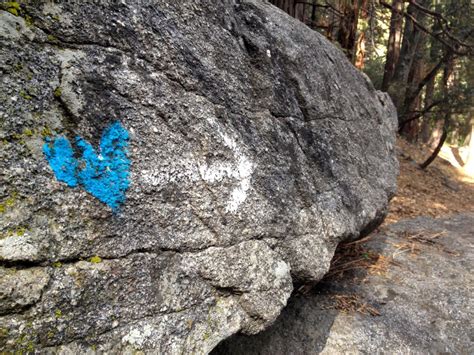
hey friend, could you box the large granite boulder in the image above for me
[215,214,474,354]
[0,0,398,353]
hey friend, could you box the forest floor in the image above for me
[384,137,474,225]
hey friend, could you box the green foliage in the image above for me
[360,0,472,142]
[362,54,386,89]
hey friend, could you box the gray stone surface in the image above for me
[214,214,474,354]
[0,1,397,353]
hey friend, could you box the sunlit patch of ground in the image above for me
[384,137,474,225]
[438,144,474,182]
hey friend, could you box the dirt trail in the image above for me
[385,138,474,224]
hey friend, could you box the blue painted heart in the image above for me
[43,121,131,210]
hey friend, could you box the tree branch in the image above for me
[379,0,472,55]
[402,51,453,114]
[400,99,445,124]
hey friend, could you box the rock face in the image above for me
[214,214,474,354]
[0,1,397,353]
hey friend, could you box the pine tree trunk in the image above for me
[399,21,427,141]
[389,0,430,121]
[354,0,369,69]
[381,0,404,92]
[294,0,305,23]
[310,0,318,29]
[336,0,360,62]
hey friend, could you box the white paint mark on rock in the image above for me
[139,116,255,213]
[206,117,255,213]
[225,156,253,213]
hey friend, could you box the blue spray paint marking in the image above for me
[43,122,130,210]
[43,137,79,187]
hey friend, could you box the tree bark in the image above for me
[310,0,318,29]
[336,0,360,62]
[354,0,369,69]
[381,0,404,92]
[389,0,430,120]
[294,0,305,22]
[270,0,297,17]
[399,15,428,141]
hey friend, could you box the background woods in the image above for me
[268,0,473,169]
